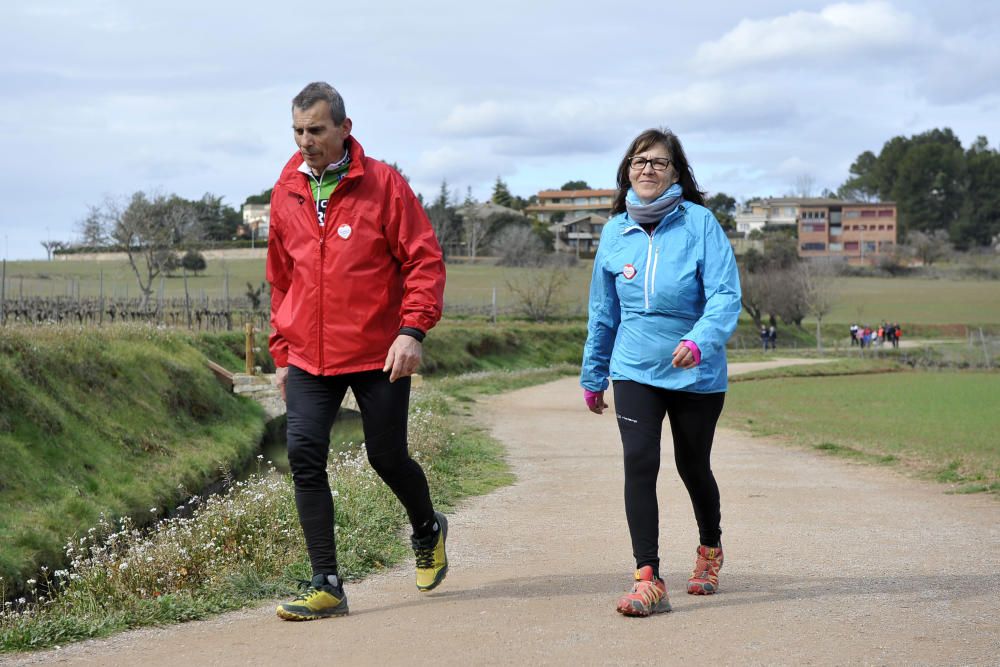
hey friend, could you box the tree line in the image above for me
[837,128,999,249]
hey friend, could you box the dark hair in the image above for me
[611,128,705,214]
[292,82,347,125]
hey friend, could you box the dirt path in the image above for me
[7,359,999,666]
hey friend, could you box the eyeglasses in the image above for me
[628,156,671,171]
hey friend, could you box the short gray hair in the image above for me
[292,82,347,125]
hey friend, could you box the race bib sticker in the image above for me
[337,224,352,240]
[622,263,637,280]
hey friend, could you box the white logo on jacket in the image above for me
[337,224,352,240]
[622,263,637,280]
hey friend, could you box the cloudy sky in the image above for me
[1,0,998,259]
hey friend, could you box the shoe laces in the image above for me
[293,578,339,601]
[412,540,435,569]
[292,579,321,601]
[631,579,663,607]
[692,554,720,580]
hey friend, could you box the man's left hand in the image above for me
[383,334,422,382]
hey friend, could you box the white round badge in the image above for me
[337,224,352,240]
[622,263,637,280]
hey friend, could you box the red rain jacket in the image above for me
[266,138,445,375]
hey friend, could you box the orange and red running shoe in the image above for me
[687,545,724,595]
[616,565,671,617]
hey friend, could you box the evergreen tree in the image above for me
[426,180,463,259]
[956,136,1000,248]
[491,176,513,208]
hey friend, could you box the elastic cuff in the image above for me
[398,326,426,342]
[681,339,701,365]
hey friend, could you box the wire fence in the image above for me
[0,295,269,332]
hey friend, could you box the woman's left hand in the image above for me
[671,342,697,369]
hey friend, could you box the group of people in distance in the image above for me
[759,325,778,351]
[266,81,740,622]
[850,322,902,349]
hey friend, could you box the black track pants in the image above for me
[285,366,435,576]
[612,380,725,573]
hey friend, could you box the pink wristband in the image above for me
[681,340,701,365]
[584,389,601,410]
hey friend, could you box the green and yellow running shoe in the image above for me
[276,574,349,621]
[412,511,449,592]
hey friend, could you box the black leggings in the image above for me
[285,366,435,576]
[612,380,725,573]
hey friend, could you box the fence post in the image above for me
[980,328,992,369]
[491,285,497,325]
[183,267,192,329]
[245,323,255,374]
[99,269,104,326]
[224,269,231,331]
[1,258,6,326]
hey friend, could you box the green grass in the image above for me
[0,375,539,653]
[1,258,267,302]
[1,258,598,316]
[0,318,593,652]
[730,356,903,382]
[7,259,1000,326]
[430,364,579,403]
[0,326,266,596]
[721,370,1000,492]
[421,321,586,375]
[824,276,1000,325]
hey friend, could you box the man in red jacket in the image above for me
[267,82,448,621]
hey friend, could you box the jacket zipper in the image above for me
[311,168,328,371]
[318,233,325,370]
[651,246,660,298]
[643,234,653,310]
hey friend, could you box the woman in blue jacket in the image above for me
[581,128,741,617]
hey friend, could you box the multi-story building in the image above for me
[736,197,897,264]
[242,203,270,241]
[549,214,608,255]
[526,189,614,223]
[735,197,827,235]
[799,201,897,264]
[526,188,615,255]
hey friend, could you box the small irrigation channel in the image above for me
[233,409,365,482]
[4,409,365,604]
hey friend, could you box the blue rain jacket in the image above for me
[581,187,742,393]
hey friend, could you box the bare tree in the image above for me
[738,263,767,329]
[797,263,839,352]
[456,198,526,260]
[107,192,194,310]
[40,240,65,261]
[505,258,571,322]
[795,174,816,198]
[493,226,546,267]
[906,229,952,266]
[767,268,809,328]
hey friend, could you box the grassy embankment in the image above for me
[0,321,585,652]
[0,326,265,596]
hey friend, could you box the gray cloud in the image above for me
[2,0,999,260]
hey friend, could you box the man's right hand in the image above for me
[275,366,289,402]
